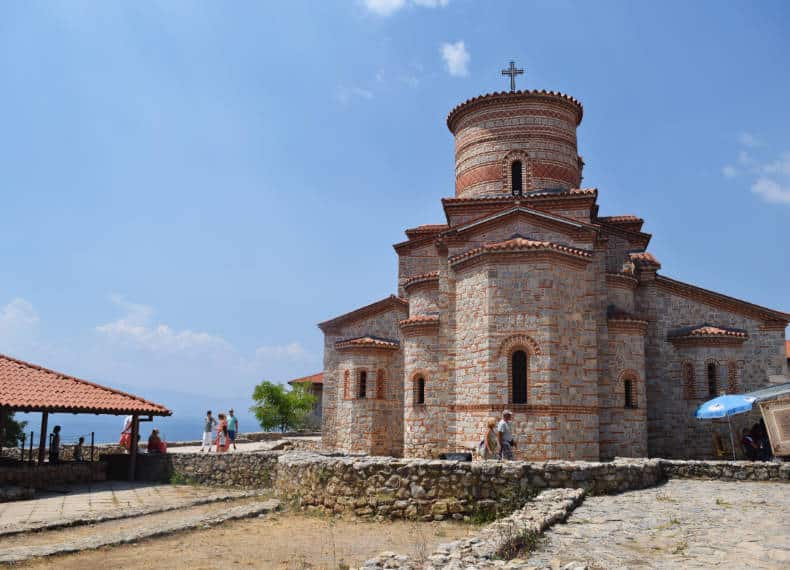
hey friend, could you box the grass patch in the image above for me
[169,472,199,486]
[715,497,731,508]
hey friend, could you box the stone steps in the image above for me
[0,496,280,564]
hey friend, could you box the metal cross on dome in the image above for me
[501,60,524,92]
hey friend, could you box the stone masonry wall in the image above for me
[639,281,787,459]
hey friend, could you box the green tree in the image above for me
[251,381,317,432]
[2,411,28,448]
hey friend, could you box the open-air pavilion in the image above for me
[0,353,170,480]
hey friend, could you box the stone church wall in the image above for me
[321,307,406,456]
[639,282,787,459]
[398,243,440,296]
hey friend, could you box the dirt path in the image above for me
[18,512,479,569]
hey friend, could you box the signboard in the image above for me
[759,396,790,457]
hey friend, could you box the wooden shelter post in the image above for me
[0,406,7,456]
[38,411,49,464]
[128,414,139,481]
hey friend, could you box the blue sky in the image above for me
[1,1,788,413]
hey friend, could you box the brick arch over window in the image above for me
[411,371,428,406]
[501,150,533,194]
[619,369,639,409]
[498,335,541,405]
[681,361,695,400]
[497,334,542,358]
[376,369,386,400]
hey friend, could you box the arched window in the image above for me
[682,362,695,400]
[511,350,527,404]
[415,376,425,405]
[511,161,523,196]
[624,378,636,408]
[707,362,718,397]
[358,370,367,399]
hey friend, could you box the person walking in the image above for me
[49,425,62,464]
[200,411,217,452]
[479,417,499,460]
[73,436,85,462]
[497,410,516,460]
[227,409,239,451]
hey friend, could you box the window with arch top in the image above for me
[415,376,425,405]
[624,378,636,408]
[707,362,718,397]
[358,370,367,399]
[511,350,528,404]
[511,161,523,196]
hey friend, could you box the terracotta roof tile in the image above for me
[598,215,643,223]
[0,353,170,415]
[629,251,661,268]
[449,237,593,265]
[403,271,440,289]
[669,324,749,341]
[399,315,440,326]
[288,372,323,386]
[335,336,400,350]
[447,90,584,132]
[442,188,597,205]
[318,295,408,331]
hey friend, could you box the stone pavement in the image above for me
[526,479,790,569]
[0,481,253,536]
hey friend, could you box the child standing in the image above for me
[216,413,229,453]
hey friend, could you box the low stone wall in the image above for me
[660,459,790,481]
[275,453,662,520]
[0,462,107,489]
[166,452,280,487]
[363,488,585,569]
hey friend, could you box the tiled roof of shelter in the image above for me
[335,336,401,350]
[449,237,593,265]
[0,353,171,415]
[668,325,749,341]
[288,372,323,386]
[318,295,408,331]
[447,90,584,132]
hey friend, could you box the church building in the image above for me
[317,73,789,461]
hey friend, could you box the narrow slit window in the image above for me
[511,161,523,195]
[707,363,718,397]
[358,371,367,399]
[416,377,425,405]
[511,350,527,404]
[624,378,635,408]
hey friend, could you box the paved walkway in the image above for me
[0,481,251,535]
[526,479,790,569]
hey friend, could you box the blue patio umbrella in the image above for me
[695,394,757,460]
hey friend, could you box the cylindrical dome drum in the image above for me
[447,90,584,199]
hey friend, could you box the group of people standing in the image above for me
[201,409,239,452]
[479,410,517,460]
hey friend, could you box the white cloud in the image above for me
[441,41,470,77]
[336,86,374,105]
[723,137,790,206]
[738,132,762,148]
[751,177,790,205]
[0,298,39,331]
[361,0,448,16]
[254,342,308,361]
[96,295,231,354]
